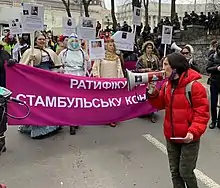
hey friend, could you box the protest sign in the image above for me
[89,39,105,60]
[77,17,96,40]
[6,64,163,126]
[62,17,76,36]
[112,31,135,51]
[133,6,142,26]
[9,18,22,35]
[22,3,44,33]
[161,25,173,45]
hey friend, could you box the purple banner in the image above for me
[5,64,162,126]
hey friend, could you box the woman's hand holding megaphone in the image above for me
[147,82,157,94]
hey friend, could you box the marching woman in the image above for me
[136,41,160,123]
[147,53,209,188]
[59,33,91,135]
[18,31,63,139]
[92,38,124,127]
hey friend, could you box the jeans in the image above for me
[166,139,200,188]
[210,81,219,123]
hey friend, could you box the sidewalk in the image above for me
[199,75,209,89]
[199,75,210,97]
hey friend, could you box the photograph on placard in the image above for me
[133,6,141,26]
[89,39,105,60]
[136,9,140,16]
[23,9,29,15]
[9,18,23,35]
[80,17,95,29]
[164,27,171,34]
[62,17,76,36]
[31,6,38,16]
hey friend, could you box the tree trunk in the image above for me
[61,0,71,17]
[158,0,161,22]
[132,0,142,10]
[111,0,117,30]
[171,0,176,21]
[82,0,92,17]
[143,0,149,26]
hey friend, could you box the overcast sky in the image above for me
[104,0,210,9]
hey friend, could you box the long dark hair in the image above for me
[166,52,189,75]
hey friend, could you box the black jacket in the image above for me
[0,49,10,88]
[206,53,220,84]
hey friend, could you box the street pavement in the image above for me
[1,75,219,188]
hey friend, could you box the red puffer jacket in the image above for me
[148,69,210,141]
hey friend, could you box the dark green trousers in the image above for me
[166,139,200,188]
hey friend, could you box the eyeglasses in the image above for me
[181,51,189,55]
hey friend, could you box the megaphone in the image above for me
[171,42,182,52]
[126,69,166,91]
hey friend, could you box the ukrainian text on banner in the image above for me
[6,64,162,126]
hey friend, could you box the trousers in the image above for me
[166,139,200,188]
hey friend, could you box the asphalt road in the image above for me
[0,109,220,188]
[1,75,219,188]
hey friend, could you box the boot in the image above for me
[70,126,79,135]
[0,135,6,154]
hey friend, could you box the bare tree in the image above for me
[171,0,176,21]
[111,0,117,30]
[143,0,149,26]
[61,0,71,17]
[132,0,142,10]
[82,0,92,17]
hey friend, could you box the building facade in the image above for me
[0,0,110,34]
[116,2,217,30]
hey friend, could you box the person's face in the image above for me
[23,35,28,41]
[217,47,220,55]
[36,35,46,48]
[163,58,173,77]
[145,44,153,54]
[63,38,68,47]
[68,37,80,50]
[107,42,114,52]
[213,42,217,49]
[181,48,190,59]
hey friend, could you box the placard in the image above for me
[112,31,135,51]
[133,6,142,26]
[9,18,22,34]
[22,3,44,33]
[62,17,76,36]
[161,25,173,45]
[77,17,96,40]
[89,39,105,60]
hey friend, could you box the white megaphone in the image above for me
[171,42,182,52]
[126,69,166,91]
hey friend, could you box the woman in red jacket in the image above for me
[147,53,209,188]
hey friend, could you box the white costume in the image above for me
[59,33,91,76]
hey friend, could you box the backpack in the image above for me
[164,80,196,107]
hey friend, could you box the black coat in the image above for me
[0,50,10,88]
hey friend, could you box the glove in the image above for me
[7,59,18,67]
[147,82,156,94]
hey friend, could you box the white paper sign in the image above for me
[62,17,76,36]
[22,3,44,33]
[9,18,22,34]
[77,17,96,40]
[161,25,173,44]
[133,6,142,26]
[112,31,135,51]
[89,39,105,60]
